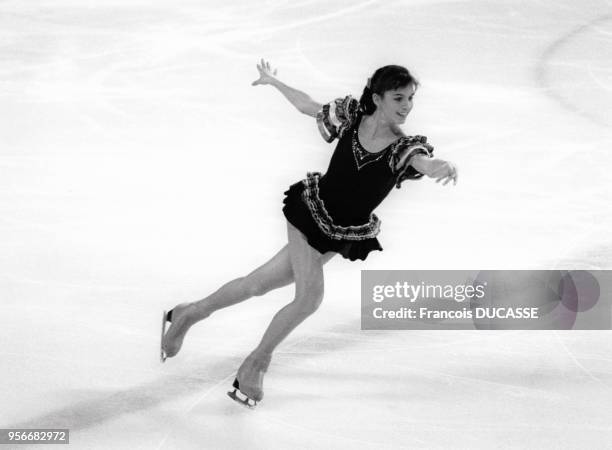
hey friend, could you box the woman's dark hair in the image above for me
[358,65,419,115]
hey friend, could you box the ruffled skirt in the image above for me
[282,172,383,261]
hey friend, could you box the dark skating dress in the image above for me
[282,95,434,261]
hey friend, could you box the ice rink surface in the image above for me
[1,0,612,448]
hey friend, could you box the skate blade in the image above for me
[227,389,258,409]
[160,310,169,363]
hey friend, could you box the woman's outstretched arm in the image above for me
[410,155,459,186]
[252,58,322,117]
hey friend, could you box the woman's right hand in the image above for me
[252,58,278,86]
[430,160,458,186]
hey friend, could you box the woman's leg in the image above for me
[193,245,294,319]
[162,239,335,358]
[235,221,333,401]
[161,245,292,358]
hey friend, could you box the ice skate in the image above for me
[160,303,193,363]
[160,310,172,363]
[227,353,272,409]
[227,378,258,408]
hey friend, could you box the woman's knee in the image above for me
[242,269,293,298]
[240,247,294,297]
[239,273,274,297]
[294,280,325,316]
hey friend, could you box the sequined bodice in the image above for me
[317,117,397,226]
[351,126,397,170]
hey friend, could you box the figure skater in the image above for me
[160,58,458,408]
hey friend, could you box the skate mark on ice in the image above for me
[552,331,611,391]
[155,371,237,450]
[535,14,612,127]
[266,413,427,448]
[2,358,236,433]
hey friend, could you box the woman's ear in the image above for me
[372,92,381,108]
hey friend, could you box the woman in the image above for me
[160,59,458,408]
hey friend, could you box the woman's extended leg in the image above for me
[234,221,332,401]
[162,239,335,358]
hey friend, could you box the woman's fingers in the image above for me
[447,163,458,185]
[253,60,266,86]
[434,162,458,186]
[253,59,278,86]
[435,173,455,186]
[259,58,270,71]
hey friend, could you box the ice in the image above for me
[1,0,612,448]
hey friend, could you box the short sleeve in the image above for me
[315,95,360,143]
[388,136,434,189]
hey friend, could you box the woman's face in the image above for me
[373,83,416,124]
